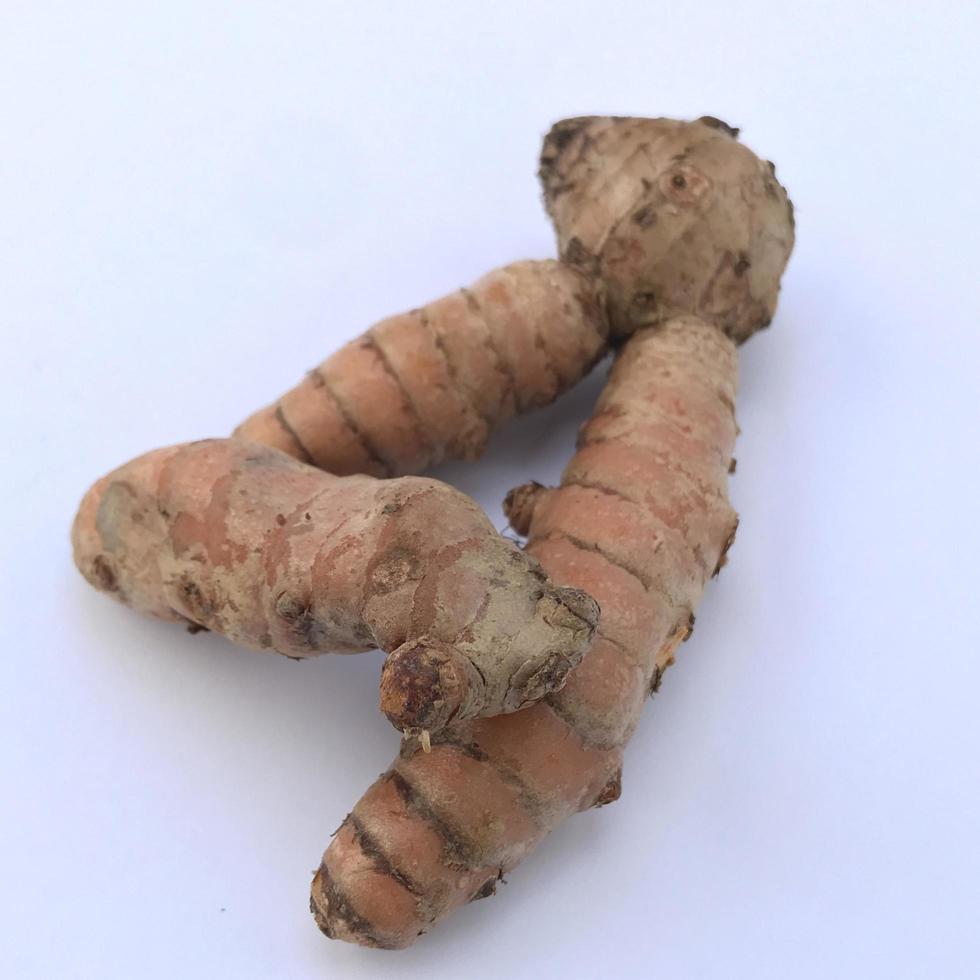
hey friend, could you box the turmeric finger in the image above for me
[71,439,598,733]
[235,260,608,475]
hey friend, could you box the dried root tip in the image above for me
[469,876,500,902]
[310,865,385,948]
[504,481,548,536]
[591,767,623,808]
[379,641,477,734]
[550,586,600,637]
[713,515,740,577]
[695,115,740,138]
[655,612,695,677]
[538,116,604,208]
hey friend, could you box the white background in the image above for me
[2,2,978,977]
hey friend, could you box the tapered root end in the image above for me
[380,641,473,734]
[310,865,407,949]
[72,485,119,596]
[311,869,367,946]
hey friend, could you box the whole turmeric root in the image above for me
[71,114,793,947]
[72,439,598,734]
[308,116,794,947]
[236,260,608,476]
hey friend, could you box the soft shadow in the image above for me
[429,356,612,526]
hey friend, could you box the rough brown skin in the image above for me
[72,439,598,734]
[309,116,794,947]
[312,317,739,947]
[235,260,608,476]
[539,115,794,343]
[239,117,791,482]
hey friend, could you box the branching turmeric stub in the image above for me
[72,439,598,734]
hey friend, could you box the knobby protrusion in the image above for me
[591,767,623,808]
[72,439,601,737]
[504,481,548,536]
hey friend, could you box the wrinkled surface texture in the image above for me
[71,439,597,730]
[540,115,794,343]
[70,113,795,948]
[311,114,793,948]
[236,260,608,475]
[312,318,740,947]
